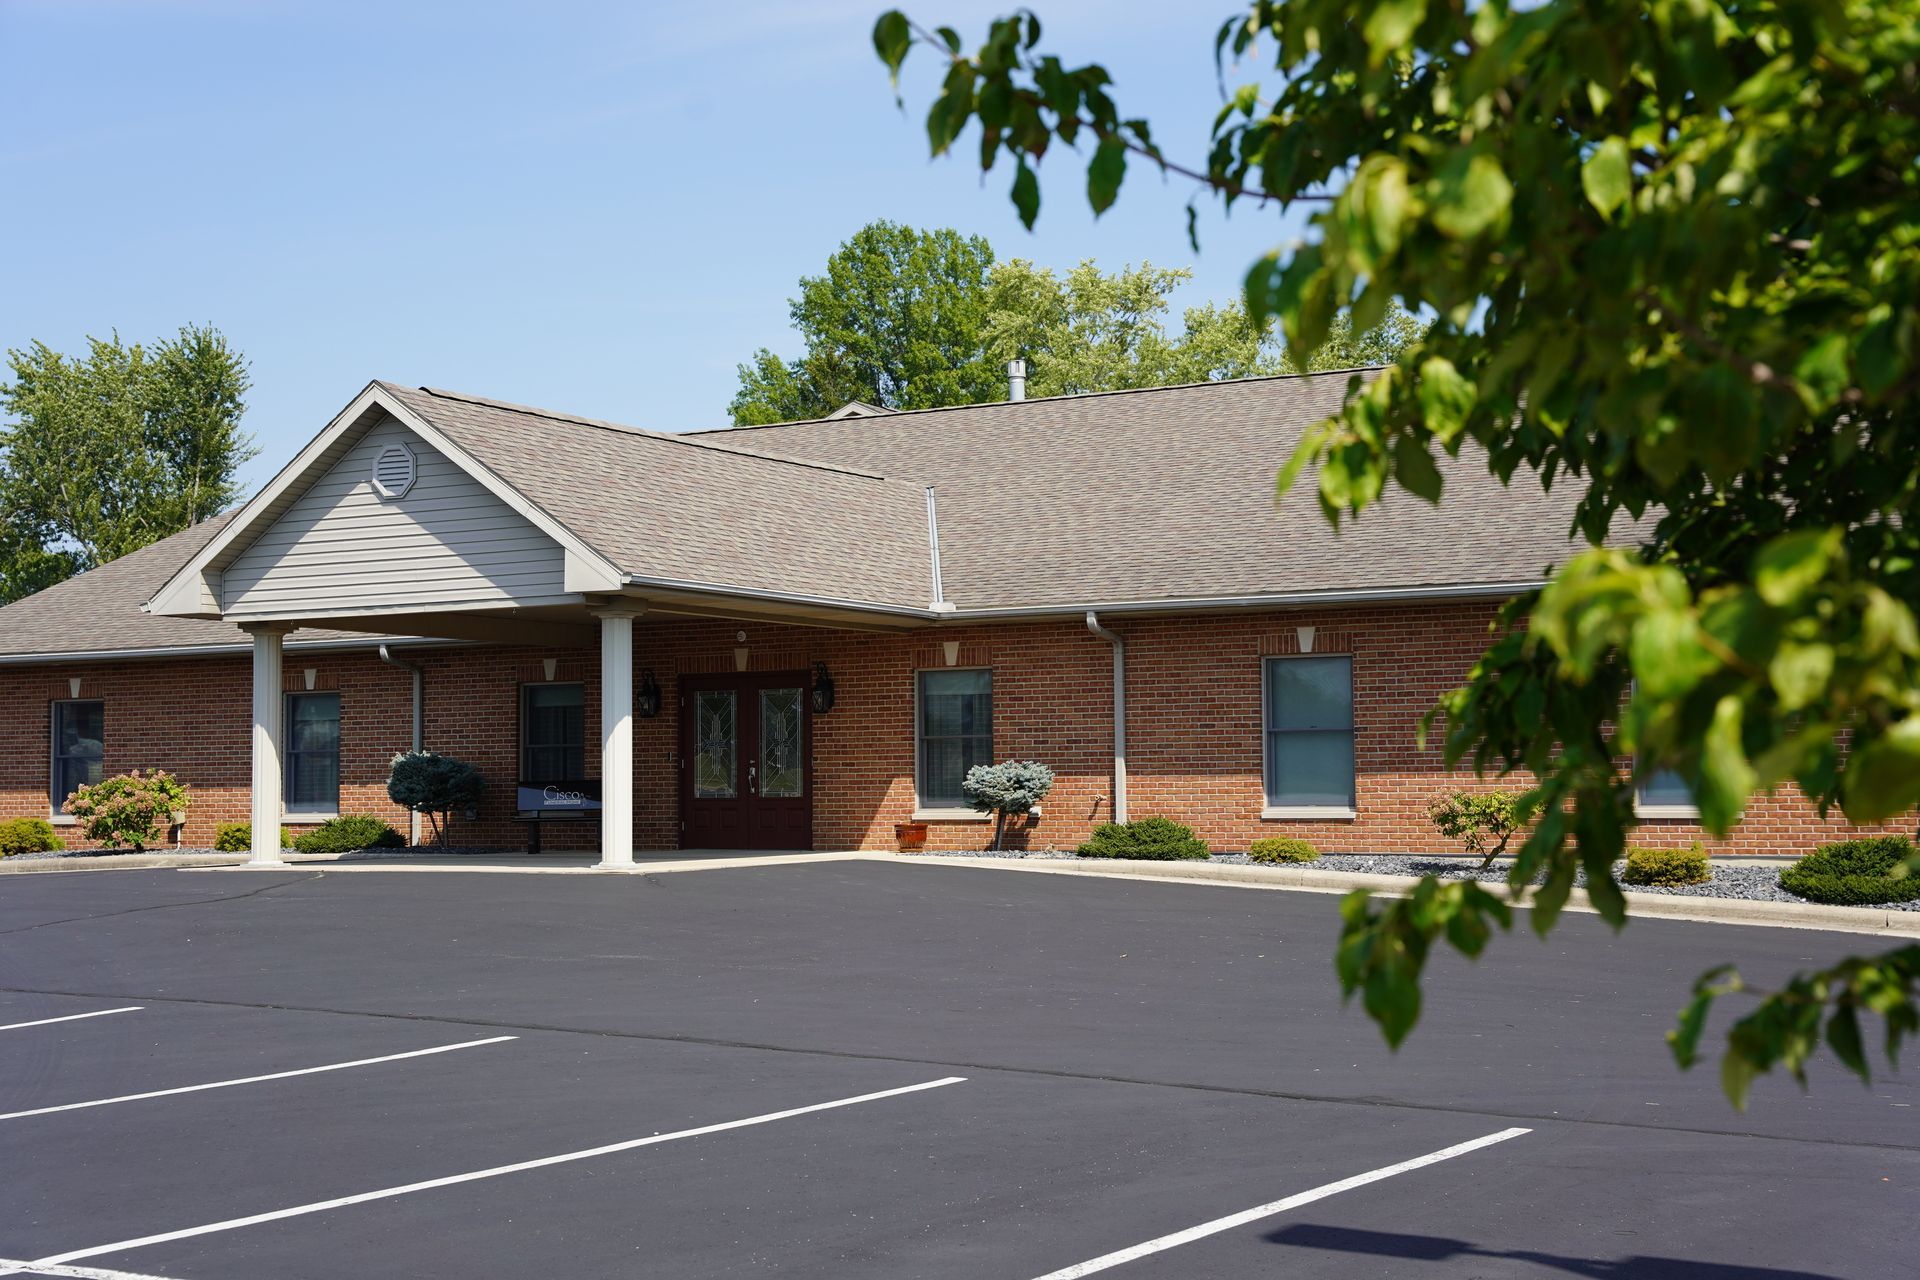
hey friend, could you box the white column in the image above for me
[246,625,289,868]
[596,606,640,869]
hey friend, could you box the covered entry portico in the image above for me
[235,601,654,869]
[142,381,946,870]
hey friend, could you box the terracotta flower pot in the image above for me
[894,821,929,852]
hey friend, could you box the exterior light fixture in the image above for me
[810,662,836,715]
[636,668,662,719]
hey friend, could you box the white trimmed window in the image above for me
[1262,655,1356,816]
[521,683,585,780]
[1635,766,1699,817]
[916,669,992,812]
[285,692,341,815]
[1628,678,1700,817]
[50,700,104,814]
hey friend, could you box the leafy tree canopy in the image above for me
[985,258,1424,397]
[730,219,1422,422]
[0,325,254,602]
[875,0,1920,1105]
[730,221,1001,424]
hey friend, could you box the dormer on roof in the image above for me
[824,401,894,420]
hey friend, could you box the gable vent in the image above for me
[372,442,416,499]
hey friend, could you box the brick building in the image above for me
[0,373,1885,860]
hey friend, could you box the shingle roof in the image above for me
[0,370,1610,659]
[380,384,939,609]
[686,371,1589,609]
[0,513,389,661]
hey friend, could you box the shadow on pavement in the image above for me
[1263,1224,1845,1279]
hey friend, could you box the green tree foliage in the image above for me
[0,325,254,602]
[387,751,485,846]
[731,221,1422,422]
[65,768,192,853]
[1425,790,1526,860]
[984,258,1422,396]
[730,221,1001,423]
[961,758,1055,850]
[876,1,1920,1104]
[1076,815,1211,861]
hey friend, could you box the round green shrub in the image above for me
[388,751,485,844]
[1427,790,1525,857]
[1780,836,1920,906]
[1622,843,1711,887]
[1248,837,1319,864]
[0,817,63,856]
[213,822,291,852]
[1076,816,1209,861]
[64,769,191,851]
[962,760,1056,850]
[291,815,406,856]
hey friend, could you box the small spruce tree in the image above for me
[386,752,484,846]
[962,760,1055,851]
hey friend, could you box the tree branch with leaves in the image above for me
[874,0,1920,1106]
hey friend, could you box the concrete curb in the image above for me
[193,850,874,876]
[891,854,1920,938]
[0,852,250,874]
[18,845,1916,937]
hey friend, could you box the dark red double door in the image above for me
[678,672,813,849]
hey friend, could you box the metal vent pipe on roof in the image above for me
[1007,358,1027,402]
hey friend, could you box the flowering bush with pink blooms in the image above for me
[65,769,192,852]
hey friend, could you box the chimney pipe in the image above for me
[1007,358,1027,402]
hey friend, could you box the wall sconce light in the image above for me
[810,662,836,715]
[636,668,662,718]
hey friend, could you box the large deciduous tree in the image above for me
[984,258,1424,396]
[874,1,1920,1103]
[0,325,254,602]
[731,220,1423,422]
[730,221,1001,423]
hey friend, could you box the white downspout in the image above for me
[1084,611,1128,823]
[925,486,946,606]
[378,644,424,847]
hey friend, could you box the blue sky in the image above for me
[2,1,1310,491]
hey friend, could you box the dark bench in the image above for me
[515,780,602,855]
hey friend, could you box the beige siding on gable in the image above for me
[222,417,570,617]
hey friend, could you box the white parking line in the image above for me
[16,1075,965,1271]
[0,1008,142,1033]
[0,1260,186,1280]
[0,1036,516,1122]
[1028,1126,1533,1279]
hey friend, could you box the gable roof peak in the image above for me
[824,400,895,420]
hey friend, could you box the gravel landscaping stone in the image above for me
[1,843,513,864]
[903,849,1920,911]
[1,846,229,863]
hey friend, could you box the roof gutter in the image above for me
[1084,611,1128,824]
[617,573,939,619]
[601,576,1547,626]
[941,579,1548,622]
[0,581,1549,666]
[0,635,454,667]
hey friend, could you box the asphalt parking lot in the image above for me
[0,860,1912,1279]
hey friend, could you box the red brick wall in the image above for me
[1,604,1907,855]
[0,652,418,847]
